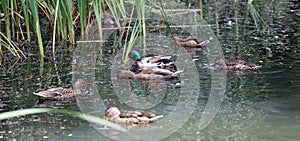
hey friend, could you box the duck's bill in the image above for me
[209,62,216,66]
[104,116,110,121]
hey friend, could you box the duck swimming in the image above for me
[105,107,163,124]
[33,80,89,100]
[33,87,75,100]
[210,58,261,71]
[130,50,177,73]
[173,36,209,48]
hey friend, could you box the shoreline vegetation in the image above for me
[0,0,155,61]
[0,0,262,62]
[0,0,259,62]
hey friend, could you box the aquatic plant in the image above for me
[0,0,145,59]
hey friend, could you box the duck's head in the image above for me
[74,79,90,94]
[129,50,142,61]
[173,36,180,41]
[209,58,227,69]
[105,107,121,119]
[117,70,135,79]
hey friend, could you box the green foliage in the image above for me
[0,32,21,58]
[0,0,152,59]
[248,0,254,5]
[27,0,44,57]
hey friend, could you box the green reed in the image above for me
[22,0,31,42]
[78,0,89,35]
[0,32,20,58]
[27,0,44,57]
[0,0,151,59]
[2,0,11,40]
[93,0,103,40]
[105,0,125,29]
[247,0,254,5]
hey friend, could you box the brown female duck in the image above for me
[118,68,182,80]
[105,107,163,124]
[173,36,209,48]
[33,80,89,100]
[211,58,261,71]
[33,87,76,100]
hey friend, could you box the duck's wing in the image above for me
[174,36,196,42]
[120,110,157,118]
[226,60,246,66]
[119,110,143,118]
[146,56,173,63]
[34,87,75,99]
[141,56,172,64]
[136,115,163,124]
[195,40,209,46]
[245,61,261,70]
[33,88,65,98]
[147,68,175,75]
[140,111,156,118]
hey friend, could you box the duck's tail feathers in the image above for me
[150,115,164,121]
[251,65,262,70]
[198,40,209,46]
[174,69,185,75]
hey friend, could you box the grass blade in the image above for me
[27,0,44,57]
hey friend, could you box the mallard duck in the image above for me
[118,68,182,80]
[33,80,89,100]
[210,58,261,71]
[33,87,76,100]
[173,36,209,48]
[130,50,177,73]
[105,107,163,124]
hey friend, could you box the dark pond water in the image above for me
[1,0,300,140]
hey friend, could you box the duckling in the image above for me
[173,36,209,48]
[211,58,261,71]
[118,68,183,80]
[105,107,163,124]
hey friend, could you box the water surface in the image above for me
[0,0,300,140]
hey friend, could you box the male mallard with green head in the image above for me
[173,36,209,48]
[105,107,163,124]
[130,50,177,73]
[211,58,261,71]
